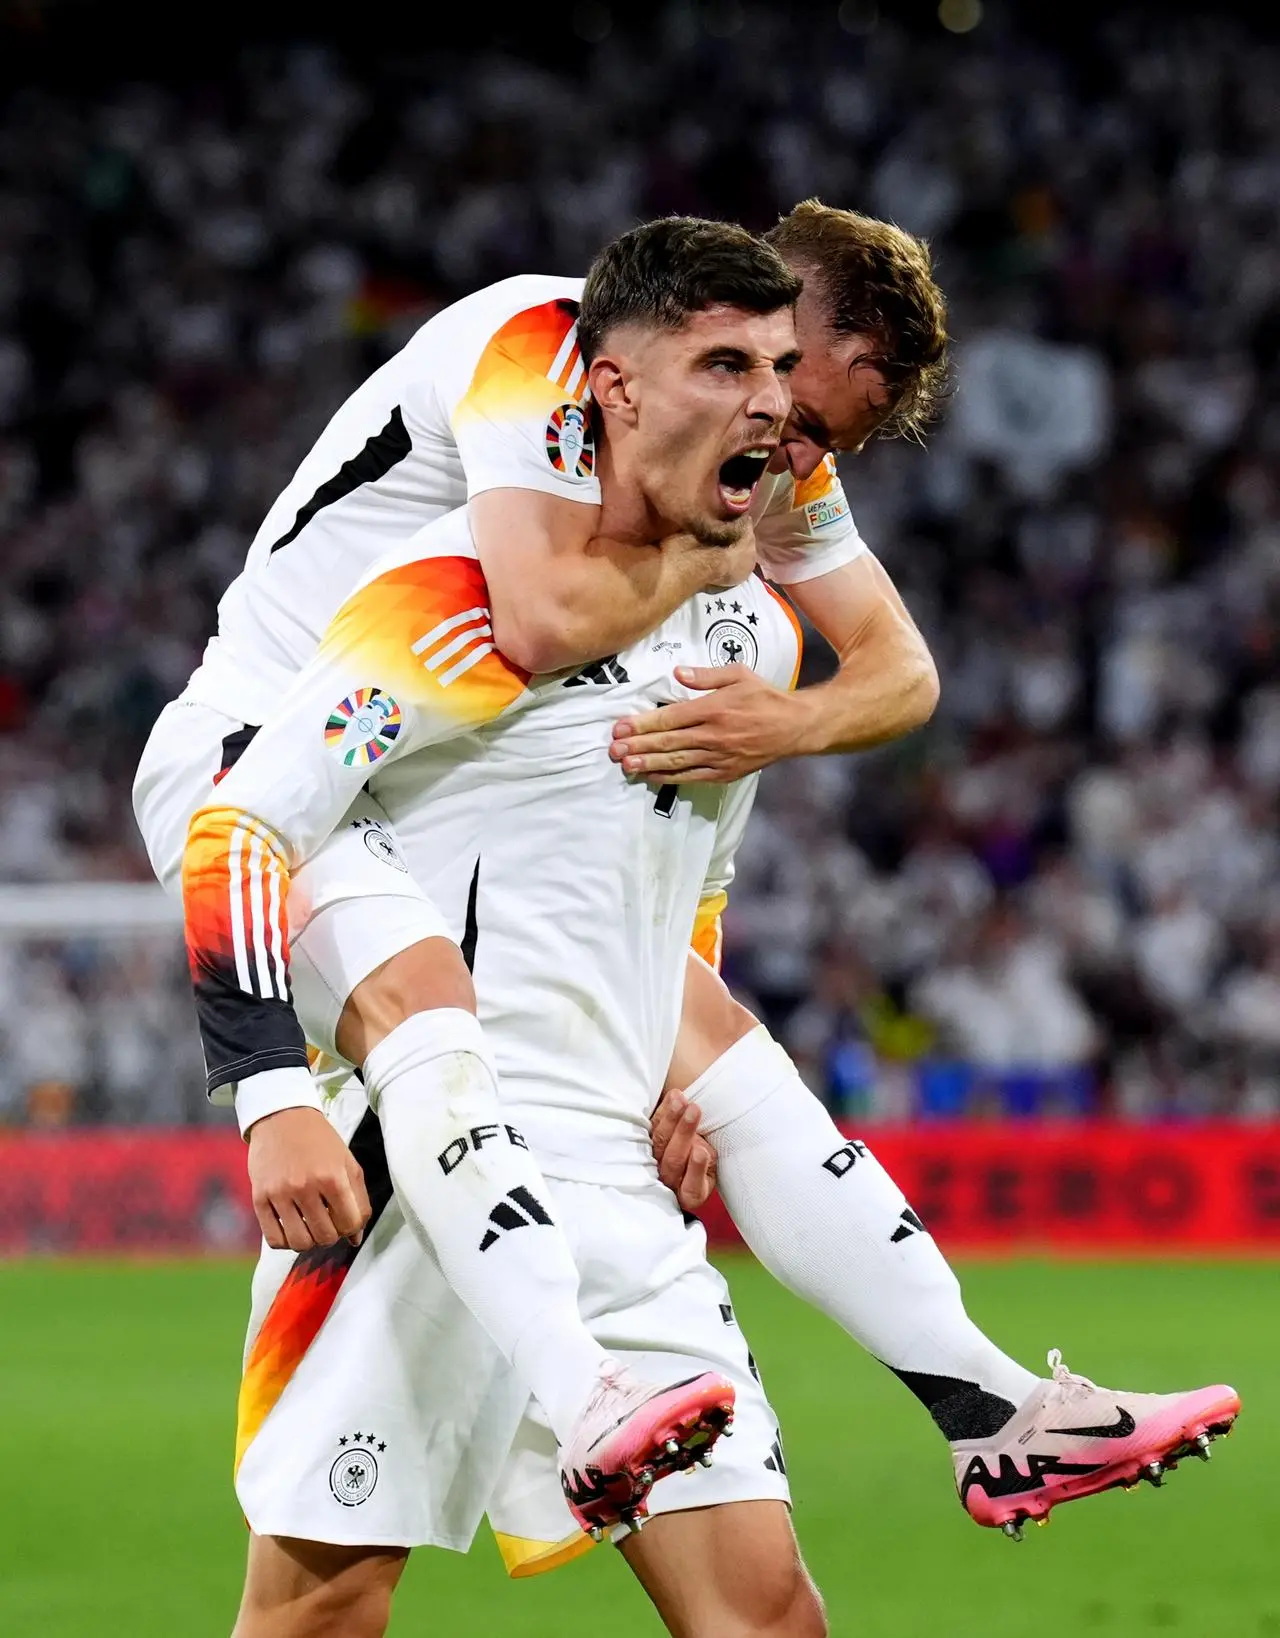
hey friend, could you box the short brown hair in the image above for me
[766,199,949,442]
[579,217,803,365]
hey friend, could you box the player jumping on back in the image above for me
[140,211,1239,1631]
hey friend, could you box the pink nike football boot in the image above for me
[559,1361,736,1540]
[953,1349,1241,1540]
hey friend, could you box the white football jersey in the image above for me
[181,274,863,727]
[371,567,802,1183]
[182,507,796,1113]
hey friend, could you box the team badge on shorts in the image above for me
[329,1432,384,1507]
[324,688,402,767]
[352,816,409,872]
[545,402,595,479]
[706,618,759,671]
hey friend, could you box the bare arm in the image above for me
[472,489,754,675]
[785,549,940,754]
[610,552,939,782]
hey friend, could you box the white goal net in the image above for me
[0,884,213,1125]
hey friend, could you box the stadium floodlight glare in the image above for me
[938,0,982,32]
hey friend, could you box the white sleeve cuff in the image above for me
[233,1065,325,1139]
[756,528,868,585]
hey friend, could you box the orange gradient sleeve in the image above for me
[691,889,729,971]
[183,549,529,1097]
[456,299,583,420]
[183,804,304,1094]
[791,453,840,508]
[451,299,598,499]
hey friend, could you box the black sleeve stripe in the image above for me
[460,858,480,973]
[217,724,259,779]
[268,406,413,555]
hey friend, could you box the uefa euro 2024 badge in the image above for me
[329,1431,385,1506]
[545,401,595,479]
[324,688,402,767]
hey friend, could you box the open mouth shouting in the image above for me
[716,446,774,515]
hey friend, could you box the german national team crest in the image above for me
[545,402,595,479]
[706,618,759,671]
[352,815,409,871]
[329,1431,383,1507]
[324,688,402,767]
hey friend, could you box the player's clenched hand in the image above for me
[246,1106,371,1252]
[611,664,816,784]
[651,1089,718,1212]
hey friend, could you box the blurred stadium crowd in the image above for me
[1,4,1278,1124]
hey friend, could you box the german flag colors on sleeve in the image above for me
[183,533,530,1096]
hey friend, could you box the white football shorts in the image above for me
[235,1135,790,1567]
[133,697,448,1059]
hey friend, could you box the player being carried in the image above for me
[138,205,941,1547]
[137,213,1238,1637]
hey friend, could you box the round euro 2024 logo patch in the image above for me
[324,688,402,768]
[545,402,595,479]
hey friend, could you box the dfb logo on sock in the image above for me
[822,1139,868,1178]
[437,1124,529,1176]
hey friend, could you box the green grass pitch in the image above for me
[1,1255,1273,1637]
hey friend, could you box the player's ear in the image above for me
[586,352,638,427]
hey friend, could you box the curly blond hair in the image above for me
[766,199,950,442]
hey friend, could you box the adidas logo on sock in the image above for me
[478,1186,553,1251]
[890,1207,928,1244]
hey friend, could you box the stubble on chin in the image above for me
[686,514,749,550]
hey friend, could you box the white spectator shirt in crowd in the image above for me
[1219,964,1280,1053]
[1132,896,1224,1013]
[911,936,1097,1071]
[180,275,864,727]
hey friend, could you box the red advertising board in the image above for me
[2,1123,1279,1255]
[0,1129,258,1255]
[698,1123,1280,1254]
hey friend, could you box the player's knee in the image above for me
[236,1552,397,1638]
[336,936,476,1064]
[791,1581,829,1638]
[304,1575,394,1638]
[745,1562,827,1638]
[696,1558,825,1638]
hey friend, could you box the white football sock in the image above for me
[365,1009,608,1443]
[686,1027,1039,1433]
